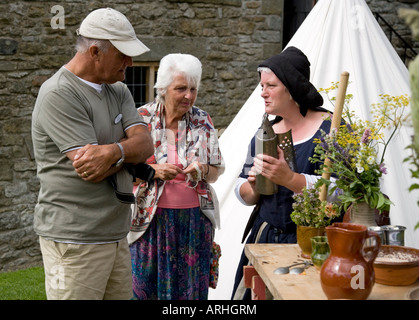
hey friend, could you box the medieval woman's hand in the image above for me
[247,166,257,190]
[254,147,293,185]
[254,146,305,193]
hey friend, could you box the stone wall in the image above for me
[367,0,419,63]
[0,0,283,272]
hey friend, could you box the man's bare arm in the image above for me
[67,124,153,182]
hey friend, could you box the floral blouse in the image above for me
[128,100,224,244]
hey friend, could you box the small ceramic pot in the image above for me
[297,225,325,258]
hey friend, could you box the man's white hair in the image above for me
[75,36,111,53]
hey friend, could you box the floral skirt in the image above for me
[130,207,212,300]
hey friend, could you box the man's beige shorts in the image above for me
[39,236,132,300]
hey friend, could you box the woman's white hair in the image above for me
[155,53,202,103]
[257,66,273,74]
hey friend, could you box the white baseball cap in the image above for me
[77,8,150,57]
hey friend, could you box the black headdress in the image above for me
[258,46,325,116]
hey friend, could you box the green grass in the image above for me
[0,267,46,300]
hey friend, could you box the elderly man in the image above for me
[31,8,153,300]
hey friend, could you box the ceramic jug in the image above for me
[320,222,381,300]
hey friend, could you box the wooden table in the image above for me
[245,243,419,300]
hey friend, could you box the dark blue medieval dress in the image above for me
[231,118,332,300]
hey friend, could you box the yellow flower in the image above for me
[313,82,407,213]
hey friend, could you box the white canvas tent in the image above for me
[209,0,419,300]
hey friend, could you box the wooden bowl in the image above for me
[373,245,419,286]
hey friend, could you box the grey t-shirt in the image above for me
[32,67,144,242]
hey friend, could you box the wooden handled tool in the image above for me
[319,71,350,201]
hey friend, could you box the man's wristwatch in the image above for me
[114,142,125,167]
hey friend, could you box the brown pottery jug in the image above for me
[320,223,381,300]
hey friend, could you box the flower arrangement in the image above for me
[291,186,340,228]
[311,82,409,213]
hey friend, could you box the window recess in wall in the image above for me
[124,62,159,108]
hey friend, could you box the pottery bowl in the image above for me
[373,245,419,286]
[406,286,419,300]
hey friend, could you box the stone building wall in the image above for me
[0,0,283,272]
[367,0,419,63]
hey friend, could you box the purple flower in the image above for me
[379,162,387,174]
[361,128,371,144]
[333,141,345,154]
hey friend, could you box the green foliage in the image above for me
[291,186,340,228]
[404,142,419,230]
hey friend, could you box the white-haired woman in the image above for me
[128,53,224,300]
